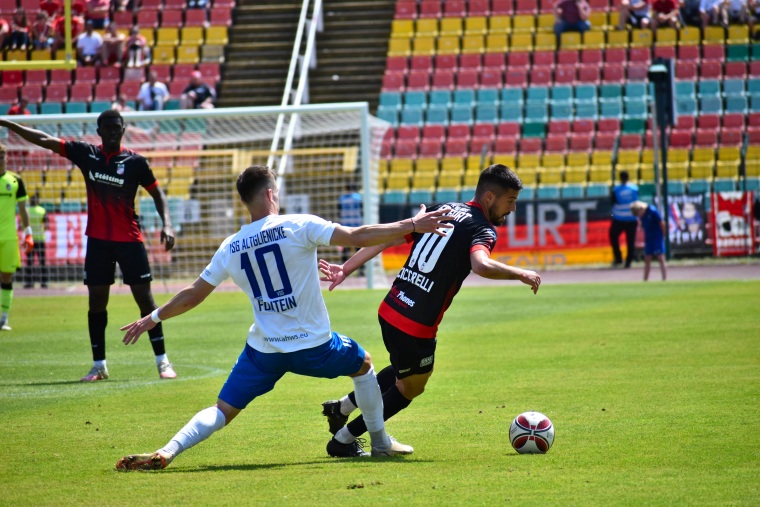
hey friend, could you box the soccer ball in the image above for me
[509,411,555,454]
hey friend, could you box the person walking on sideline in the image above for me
[609,170,639,268]
[0,111,177,381]
[0,143,34,330]
[631,200,667,281]
[23,194,48,288]
[318,164,541,455]
[115,165,454,470]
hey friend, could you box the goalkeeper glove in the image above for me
[24,226,34,254]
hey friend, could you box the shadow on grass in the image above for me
[159,458,433,473]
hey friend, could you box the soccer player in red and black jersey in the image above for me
[0,111,177,382]
[318,164,542,456]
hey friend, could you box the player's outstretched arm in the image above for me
[121,277,215,344]
[470,250,541,294]
[0,118,63,154]
[146,185,175,251]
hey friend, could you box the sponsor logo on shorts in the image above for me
[420,355,433,367]
[140,273,151,278]
[398,368,411,374]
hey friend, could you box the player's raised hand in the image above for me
[412,204,454,236]
[319,259,347,291]
[120,314,157,345]
[519,269,541,294]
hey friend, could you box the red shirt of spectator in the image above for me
[84,0,109,22]
[652,0,678,13]
[53,13,84,39]
[39,0,61,17]
[8,102,32,115]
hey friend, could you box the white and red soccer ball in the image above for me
[509,411,555,454]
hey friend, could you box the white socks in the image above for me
[155,353,168,365]
[346,367,390,449]
[160,406,226,458]
[340,395,357,416]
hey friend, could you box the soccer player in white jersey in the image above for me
[115,165,453,470]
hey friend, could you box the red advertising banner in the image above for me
[711,191,756,257]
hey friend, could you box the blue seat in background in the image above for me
[404,91,428,109]
[426,104,449,124]
[379,92,403,109]
[429,90,452,107]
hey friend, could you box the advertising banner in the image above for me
[711,191,756,256]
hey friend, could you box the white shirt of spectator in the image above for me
[699,0,723,12]
[76,32,103,56]
[137,81,169,109]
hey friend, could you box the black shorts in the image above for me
[379,316,437,379]
[84,237,152,286]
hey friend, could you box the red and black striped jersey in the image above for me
[61,141,158,242]
[379,201,497,339]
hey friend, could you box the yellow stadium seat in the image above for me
[5,49,27,61]
[703,25,725,45]
[492,154,516,169]
[412,36,436,55]
[387,37,411,56]
[485,33,509,52]
[390,159,414,174]
[151,46,175,65]
[385,172,411,191]
[437,36,460,55]
[588,11,607,31]
[171,165,195,179]
[537,14,555,32]
[541,153,565,169]
[669,162,690,181]
[560,32,581,50]
[512,15,535,33]
[564,167,589,183]
[464,16,488,35]
[567,153,590,168]
[582,30,605,49]
[139,27,155,46]
[588,165,614,183]
[463,171,481,187]
[20,170,44,192]
[201,44,225,63]
[716,147,741,178]
[440,156,465,172]
[176,45,200,64]
[690,162,714,180]
[391,19,415,38]
[655,27,677,47]
[617,150,640,166]
[38,186,61,204]
[466,154,489,171]
[630,28,653,47]
[151,166,170,182]
[44,169,70,188]
[679,26,701,46]
[439,17,463,36]
[167,178,194,198]
[181,26,205,46]
[411,171,436,190]
[515,166,538,185]
[155,27,180,46]
[415,18,439,37]
[591,151,614,166]
[727,25,749,44]
[461,34,485,54]
[517,153,541,169]
[608,11,620,28]
[606,30,629,48]
[511,32,534,51]
[437,169,463,188]
[534,32,556,51]
[745,160,760,177]
[489,16,511,34]
[30,49,51,61]
[539,168,564,184]
[205,26,228,45]
[415,158,439,174]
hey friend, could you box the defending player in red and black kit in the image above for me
[318,164,542,456]
[0,111,177,382]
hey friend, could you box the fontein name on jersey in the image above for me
[201,214,337,354]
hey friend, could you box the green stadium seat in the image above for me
[622,118,646,134]
[434,188,460,203]
[688,179,711,194]
[742,176,760,191]
[89,101,111,113]
[666,180,686,195]
[726,44,750,62]
[585,183,609,197]
[536,184,561,200]
[522,122,546,138]
[575,102,598,119]
[752,44,760,60]
[675,81,696,98]
[408,189,433,205]
[599,84,623,102]
[560,183,585,198]
[40,103,62,115]
[382,189,408,205]
[638,182,656,199]
[164,98,182,110]
[66,102,88,114]
[519,186,535,200]
[550,85,573,105]
[713,178,737,192]
[184,118,207,134]
[698,80,721,98]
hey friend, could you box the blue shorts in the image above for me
[218,332,365,409]
[644,238,665,256]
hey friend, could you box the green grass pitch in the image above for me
[1,280,758,506]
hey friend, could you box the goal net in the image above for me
[7,103,391,292]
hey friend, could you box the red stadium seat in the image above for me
[654,46,676,60]
[185,9,208,27]
[669,131,692,148]
[398,125,421,141]
[386,56,408,73]
[577,66,600,84]
[119,81,142,99]
[434,54,457,71]
[702,44,724,61]
[581,49,604,65]
[140,0,162,10]
[514,0,538,14]
[418,1,442,18]
[675,61,697,80]
[459,53,482,71]
[724,62,747,79]
[406,71,430,91]
[69,83,93,102]
[505,69,527,87]
[548,120,571,136]
[479,69,502,87]
[448,124,470,139]
[602,64,625,84]
[98,66,121,84]
[571,119,595,134]
[74,67,95,83]
[697,114,720,132]
[410,55,432,72]
[50,69,72,85]
[198,63,221,83]
[112,10,134,28]
[472,122,495,138]
[519,137,543,154]
[627,64,649,81]
[597,118,621,134]
[699,61,723,80]
[533,51,555,69]
[395,139,418,158]
[694,130,718,148]
[720,130,742,146]
[26,70,48,86]
[619,134,642,150]
[491,0,514,15]
[45,84,69,102]
[628,47,651,65]
[136,9,159,28]
[553,65,576,85]
[529,67,552,86]
[173,64,196,81]
[443,0,466,16]
[497,122,520,137]
[394,1,417,19]
[468,0,490,15]
[557,50,579,66]
[209,7,233,27]
[421,124,444,140]
[594,132,617,150]
[381,72,405,92]
[456,69,479,88]
[445,138,469,157]
[2,71,23,87]
[23,85,43,103]
[432,69,455,90]
[482,53,505,71]
[722,113,745,132]
[420,138,443,157]
[544,136,567,153]
[494,137,517,154]
[94,82,117,102]
[677,45,700,62]
[673,115,696,133]
[603,48,625,65]
[149,64,172,83]
[750,61,760,77]
[161,9,184,28]
[507,52,530,68]
[569,133,593,152]
[470,136,493,155]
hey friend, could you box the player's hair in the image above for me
[97,109,124,128]
[475,163,523,198]
[237,165,276,204]
[619,170,629,183]
[630,200,648,215]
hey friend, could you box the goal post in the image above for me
[4,103,391,290]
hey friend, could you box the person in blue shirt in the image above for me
[338,182,363,264]
[609,170,639,268]
[631,200,667,281]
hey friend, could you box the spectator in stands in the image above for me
[111,94,134,112]
[4,8,30,50]
[554,0,591,46]
[30,11,54,50]
[651,0,683,28]
[700,0,724,27]
[0,16,9,49]
[111,0,135,12]
[720,0,749,26]
[52,3,85,52]
[85,0,110,29]
[101,22,124,66]
[23,194,48,289]
[750,0,760,32]
[187,0,209,8]
[681,0,703,25]
[137,71,170,111]
[125,26,150,68]
[618,0,652,29]
[76,19,103,66]
[39,0,61,17]
[180,71,217,110]
[8,98,32,116]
